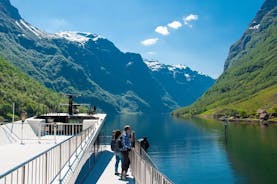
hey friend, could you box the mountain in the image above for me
[0,0,214,114]
[173,0,277,119]
[144,60,214,106]
[0,57,63,121]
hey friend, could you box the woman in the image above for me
[111,130,122,175]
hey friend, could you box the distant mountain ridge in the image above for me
[173,0,277,119]
[0,0,214,114]
[144,60,214,106]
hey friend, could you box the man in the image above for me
[120,125,132,180]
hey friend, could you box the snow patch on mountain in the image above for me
[184,73,191,81]
[168,64,187,71]
[144,60,164,71]
[197,71,211,78]
[15,19,105,44]
[15,19,50,38]
[126,61,134,67]
[144,60,212,81]
[249,24,260,30]
[55,31,90,44]
[54,31,105,45]
[144,60,188,72]
[93,35,105,41]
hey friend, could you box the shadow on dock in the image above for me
[85,151,114,183]
[80,150,135,184]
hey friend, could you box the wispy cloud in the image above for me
[168,21,182,29]
[155,26,170,36]
[43,18,72,33]
[141,38,159,46]
[183,14,199,28]
[146,51,157,55]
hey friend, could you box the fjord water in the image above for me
[101,114,277,184]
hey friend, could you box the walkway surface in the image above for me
[84,146,135,184]
[0,136,69,175]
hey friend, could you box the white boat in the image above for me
[0,95,173,184]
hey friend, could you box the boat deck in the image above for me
[83,146,135,184]
[0,135,69,175]
[0,113,107,184]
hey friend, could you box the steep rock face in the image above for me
[174,0,277,118]
[0,0,21,20]
[224,0,277,71]
[0,0,214,114]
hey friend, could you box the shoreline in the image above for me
[194,114,277,125]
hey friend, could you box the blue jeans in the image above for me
[115,152,122,173]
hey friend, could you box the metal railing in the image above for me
[0,121,101,184]
[3,120,95,144]
[130,141,174,184]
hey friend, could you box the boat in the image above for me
[0,95,173,184]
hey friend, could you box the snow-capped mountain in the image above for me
[144,60,214,105]
[144,60,211,82]
[0,0,215,114]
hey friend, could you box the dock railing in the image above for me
[130,141,174,184]
[3,120,94,144]
[0,120,102,184]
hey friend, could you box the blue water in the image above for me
[100,114,277,184]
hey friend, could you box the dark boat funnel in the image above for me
[68,95,73,115]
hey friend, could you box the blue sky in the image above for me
[10,0,264,78]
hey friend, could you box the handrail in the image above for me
[0,120,101,183]
[3,121,88,144]
[94,136,174,183]
[133,141,158,169]
[0,129,73,178]
[130,141,174,184]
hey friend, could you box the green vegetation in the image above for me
[0,57,64,121]
[173,3,277,120]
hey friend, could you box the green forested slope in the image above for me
[173,0,277,119]
[0,57,64,121]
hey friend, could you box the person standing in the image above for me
[120,125,132,180]
[111,130,122,175]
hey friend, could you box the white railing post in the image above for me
[59,144,62,183]
[21,121,24,145]
[54,123,57,144]
[21,165,25,184]
[38,123,41,144]
[75,134,78,158]
[45,153,48,184]
[69,139,71,168]
[12,102,15,123]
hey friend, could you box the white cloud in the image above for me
[146,51,157,55]
[43,18,72,33]
[183,14,199,27]
[141,38,159,46]
[168,21,182,29]
[155,26,170,36]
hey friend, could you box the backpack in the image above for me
[111,138,123,152]
[111,139,117,151]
